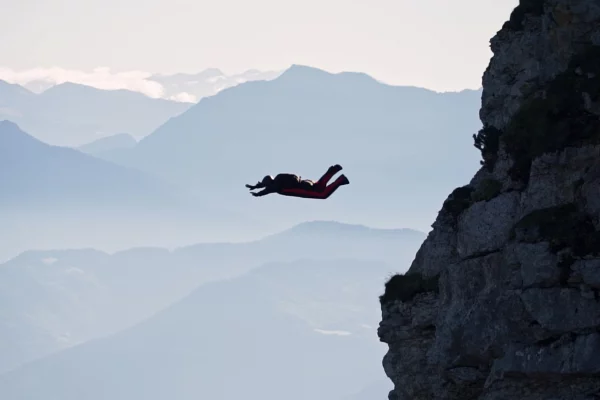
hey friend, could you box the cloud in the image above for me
[207,75,226,83]
[168,92,198,103]
[0,66,165,99]
[0,66,282,103]
[313,328,352,336]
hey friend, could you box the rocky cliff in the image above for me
[378,1,600,399]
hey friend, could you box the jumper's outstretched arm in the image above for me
[251,187,275,197]
[245,181,264,190]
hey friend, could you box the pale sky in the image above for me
[0,0,518,91]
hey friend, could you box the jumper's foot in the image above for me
[328,164,343,174]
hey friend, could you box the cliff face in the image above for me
[378,1,600,399]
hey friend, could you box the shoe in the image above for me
[329,164,343,174]
[339,174,350,185]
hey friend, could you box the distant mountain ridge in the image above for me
[148,68,282,101]
[0,120,255,262]
[0,257,394,400]
[78,133,137,155]
[0,120,183,211]
[265,220,424,240]
[8,67,281,102]
[0,80,191,146]
[1,64,484,257]
[0,220,424,375]
[0,80,33,103]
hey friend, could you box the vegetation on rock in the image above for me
[513,203,600,285]
[441,186,475,219]
[473,125,502,171]
[379,272,439,305]
[513,203,600,253]
[510,45,600,183]
[474,45,600,184]
[471,179,503,202]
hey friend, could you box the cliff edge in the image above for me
[378,1,600,399]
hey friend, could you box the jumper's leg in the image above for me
[278,174,349,199]
[310,174,350,199]
[314,164,343,191]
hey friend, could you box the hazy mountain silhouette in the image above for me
[0,120,184,211]
[149,68,282,101]
[0,81,191,146]
[0,257,394,400]
[105,64,483,231]
[78,133,137,155]
[19,79,55,94]
[0,220,424,373]
[0,120,255,261]
[0,80,34,109]
[8,68,279,102]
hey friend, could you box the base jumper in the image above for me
[245,164,350,199]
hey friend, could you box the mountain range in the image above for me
[148,68,282,101]
[0,259,392,400]
[0,221,424,391]
[0,63,485,399]
[0,120,253,262]
[0,120,184,212]
[1,64,483,259]
[77,133,138,156]
[0,81,191,146]
[11,68,282,103]
[101,64,484,231]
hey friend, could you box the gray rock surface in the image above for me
[378,1,600,398]
[457,192,520,258]
[571,259,600,288]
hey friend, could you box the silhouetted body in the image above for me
[246,164,349,199]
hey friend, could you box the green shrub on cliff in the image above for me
[473,125,502,171]
[379,272,439,304]
[473,179,503,202]
[442,185,475,218]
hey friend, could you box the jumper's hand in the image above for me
[245,184,255,189]
[251,192,260,197]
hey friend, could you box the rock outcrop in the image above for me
[378,1,600,398]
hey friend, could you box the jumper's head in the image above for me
[260,175,274,186]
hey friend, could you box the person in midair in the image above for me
[245,164,349,199]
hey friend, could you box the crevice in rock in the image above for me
[535,332,573,347]
[461,248,502,262]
